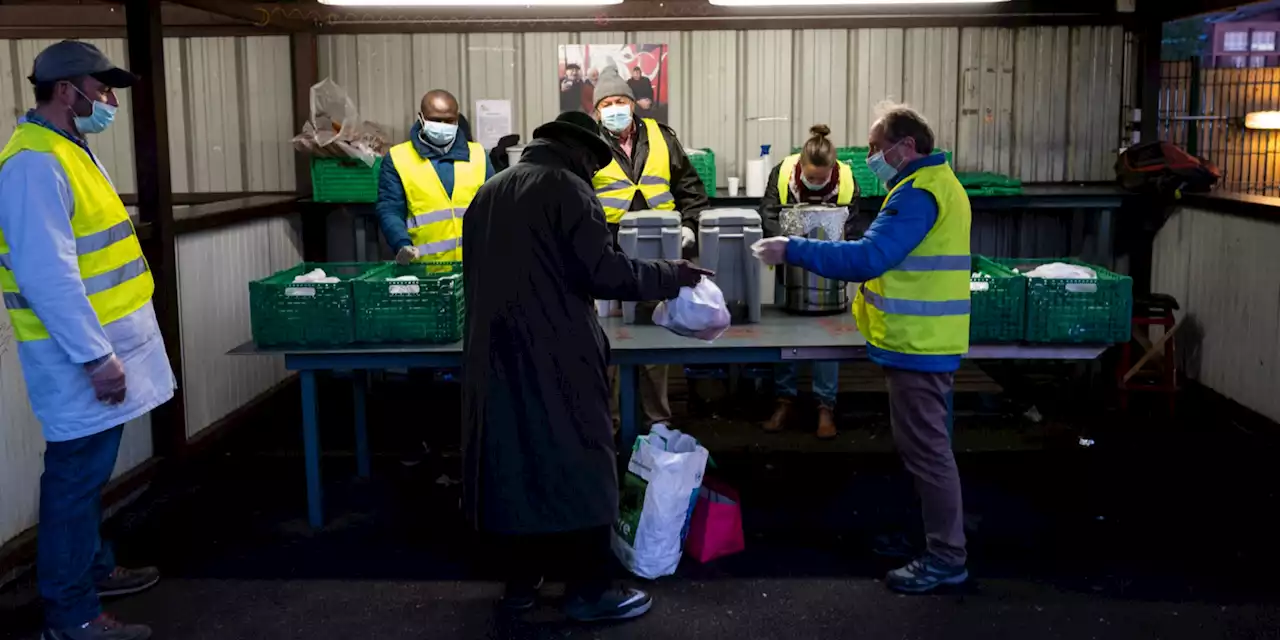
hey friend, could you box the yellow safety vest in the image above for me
[852,161,971,356]
[591,118,674,224]
[390,140,486,263]
[0,124,154,343]
[777,154,856,206]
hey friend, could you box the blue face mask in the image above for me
[70,87,116,135]
[419,116,458,149]
[599,105,633,134]
[866,140,906,185]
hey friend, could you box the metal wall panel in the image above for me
[177,215,301,437]
[902,28,960,155]
[957,28,1014,175]
[1,36,294,194]
[1013,27,1070,182]
[318,26,1130,191]
[1153,207,1280,423]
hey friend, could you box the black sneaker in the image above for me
[500,576,544,611]
[885,554,969,594]
[43,613,152,640]
[97,566,160,598]
[563,588,653,622]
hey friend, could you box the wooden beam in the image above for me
[126,0,187,456]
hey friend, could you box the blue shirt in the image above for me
[0,112,175,441]
[375,121,497,251]
[784,152,961,373]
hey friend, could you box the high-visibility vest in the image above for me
[852,160,971,356]
[591,118,674,223]
[777,154,856,206]
[390,140,486,263]
[0,124,154,343]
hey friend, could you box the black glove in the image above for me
[672,259,715,288]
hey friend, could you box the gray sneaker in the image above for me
[43,614,152,640]
[97,566,160,598]
[564,588,653,622]
[885,554,969,594]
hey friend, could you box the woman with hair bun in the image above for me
[758,124,860,440]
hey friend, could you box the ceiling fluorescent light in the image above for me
[319,0,621,6]
[711,0,1007,6]
[1244,111,1280,131]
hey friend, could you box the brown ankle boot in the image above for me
[763,399,792,433]
[816,406,837,439]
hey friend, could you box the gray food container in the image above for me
[697,208,762,323]
[618,210,683,324]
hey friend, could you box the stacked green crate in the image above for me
[956,171,1023,197]
[996,258,1133,344]
[311,156,384,203]
[969,256,1025,343]
[353,262,464,344]
[687,149,716,193]
[249,262,385,347]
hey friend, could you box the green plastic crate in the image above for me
[353,262,464,344]
[311,156,383,203]
[969,256,1025,344]
[249,262,384,347]
[688,148,716,193]
[996,258,1133,344]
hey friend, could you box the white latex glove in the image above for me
[85,354,127,405]
[751,236,790,266]
[681,227,696,249]
[396,245,419,266]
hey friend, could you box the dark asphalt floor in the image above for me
[3,372,1280,639]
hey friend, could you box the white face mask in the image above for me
[800,171,831,191]
[418,115,458,148]
[599,104,633,134]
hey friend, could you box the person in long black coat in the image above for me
[461,111,709,622]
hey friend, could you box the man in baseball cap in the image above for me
[0,40,173,640]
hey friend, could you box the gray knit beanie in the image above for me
[592,65,634,110]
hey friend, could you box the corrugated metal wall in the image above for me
[177,215,302,438]
[319,26,1129,188]
[1,36,295,193]
[1152,206,1280,423]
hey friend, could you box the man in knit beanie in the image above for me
[589,63,710,433]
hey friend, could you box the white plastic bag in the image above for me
[652,279,732,342]
[612,425,710,579]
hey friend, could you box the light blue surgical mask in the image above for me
[418,115,458,149]
[70,86,116,135]
[599,105,633,134]
[866,140,906,185]
[800,172,831,191]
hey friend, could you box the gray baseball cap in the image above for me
[28,40,138,88]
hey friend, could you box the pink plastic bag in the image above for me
[683,477,744,564]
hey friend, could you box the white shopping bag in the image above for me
[653,279,732,342]
[612,425,710,579]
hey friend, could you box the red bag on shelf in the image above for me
[683,477,744,564]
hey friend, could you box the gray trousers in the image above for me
[886,367,967,567]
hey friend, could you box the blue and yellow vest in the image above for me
[591,118,674,223]
[390,140,486,263]
[853,162,971,357]
[0,124,154,342]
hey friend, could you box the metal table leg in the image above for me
[619,364,638,453]
[300,370,324,528]
[353,369,370,479]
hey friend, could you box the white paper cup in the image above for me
[727,177,740,197]
[596,299,611,317]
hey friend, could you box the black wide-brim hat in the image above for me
[532,111,613,169]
